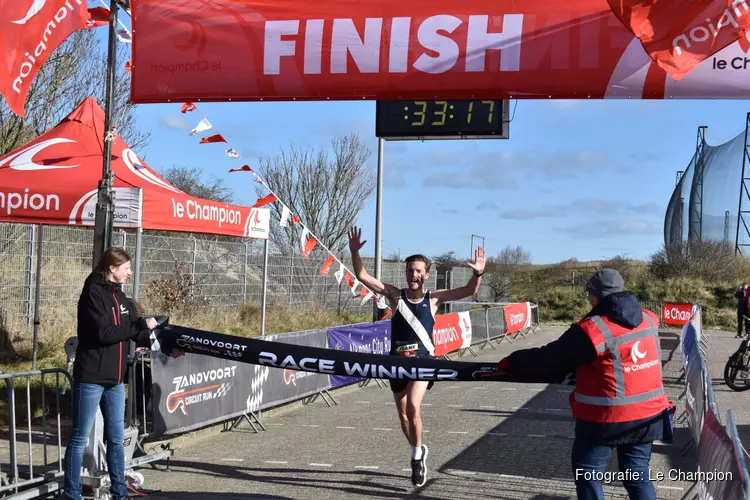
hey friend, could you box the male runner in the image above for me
[348,226,485,487]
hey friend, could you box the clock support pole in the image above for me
[373,138,385,322]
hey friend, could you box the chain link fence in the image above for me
[1,224,508,349]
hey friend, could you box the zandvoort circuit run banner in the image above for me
[130,0,750,103]
[153,322,503,382]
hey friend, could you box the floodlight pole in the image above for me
[92,0,119,269]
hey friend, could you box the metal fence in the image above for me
[0,224,495,349]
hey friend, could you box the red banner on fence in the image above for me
[433,312,472,357]
[503,303,530,335]
[130,0,750,103]
[662,302,696,326]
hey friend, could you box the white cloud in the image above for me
[558,219,662,239]
[499,198,661,219]
[160,115,190,130]
[476,200,499,210]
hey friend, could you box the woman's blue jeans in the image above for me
[62,381,127,500]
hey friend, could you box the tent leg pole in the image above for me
[32,225,43,370]
[92,0,120,268]
[133,228,142,303]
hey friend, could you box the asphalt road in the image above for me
[137,325,701,500]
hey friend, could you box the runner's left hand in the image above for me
[467,247,486,274]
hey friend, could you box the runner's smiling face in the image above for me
[405,261,428,290]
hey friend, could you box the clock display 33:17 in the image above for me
[401,100,497,126]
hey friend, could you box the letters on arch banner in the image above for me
[129,0,750,103]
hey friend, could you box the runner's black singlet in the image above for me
[389,289,435,359]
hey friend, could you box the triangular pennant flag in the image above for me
[302,236,318,258]
[361,290,375,305]
[280,205,291,227]
[320,255,335,276]
[226,148,241,158]
[124,61,132,72]
[85,7,110,28]
[376,296,388,310]
[229,165,254,173]
[334,263,344,284]
[252,193,277,208]
[300,228,318,258]
[200,134,227,144]
[190,118,212,136]
[291,214,301,226]
[360,287,370,297]
[181,102,197,113]
[116,29,132,43]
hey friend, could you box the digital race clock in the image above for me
[375,100,510,141]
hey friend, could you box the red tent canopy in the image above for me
[0,97,269,239]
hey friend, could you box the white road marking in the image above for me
[448,404,464,408]
[501,387,517,391]
[452,470,476,475]
[480,405,495,409]
[266,423,284,426]
[355,465,380,470]
[657,486,684,491]
[488,432,507,436]
[355,401,371,404]
[221,458,244,462]
[402,468,411,472]
[527,434,546,438]
[558,389,571,393]
[301,424,319,428]
[423,403,433,406]
[336,426,355,429]
[373,428,392,431]
[548,408,563,412]
[265,460,289,464]
[448,431,468,434]
[447,386,461,389]
[309,463,333,467]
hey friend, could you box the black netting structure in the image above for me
[664,126,748,250]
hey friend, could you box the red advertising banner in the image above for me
[0,0,89,117]
[130,0,750,103]
[662,302,696,326]
[607,0,750,81]
[433,311,472,357]
[503,302,530,335]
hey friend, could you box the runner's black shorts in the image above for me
[389,379,435,394]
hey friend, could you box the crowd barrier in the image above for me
[677,304,750,499]
[0,369,71,499]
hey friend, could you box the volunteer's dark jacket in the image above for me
[497,291,664,445]
[74,272,151,385]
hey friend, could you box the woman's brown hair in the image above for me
[94,247,131,276]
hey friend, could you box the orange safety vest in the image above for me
[570,309,669,423]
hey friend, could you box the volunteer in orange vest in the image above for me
[495,269,672,500]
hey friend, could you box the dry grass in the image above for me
[0,299,370,428]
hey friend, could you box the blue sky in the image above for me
[133,98,750,265]
[98,6,750,265]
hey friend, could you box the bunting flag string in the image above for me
[174,100,393,318]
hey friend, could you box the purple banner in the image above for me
[327,321,391,388]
